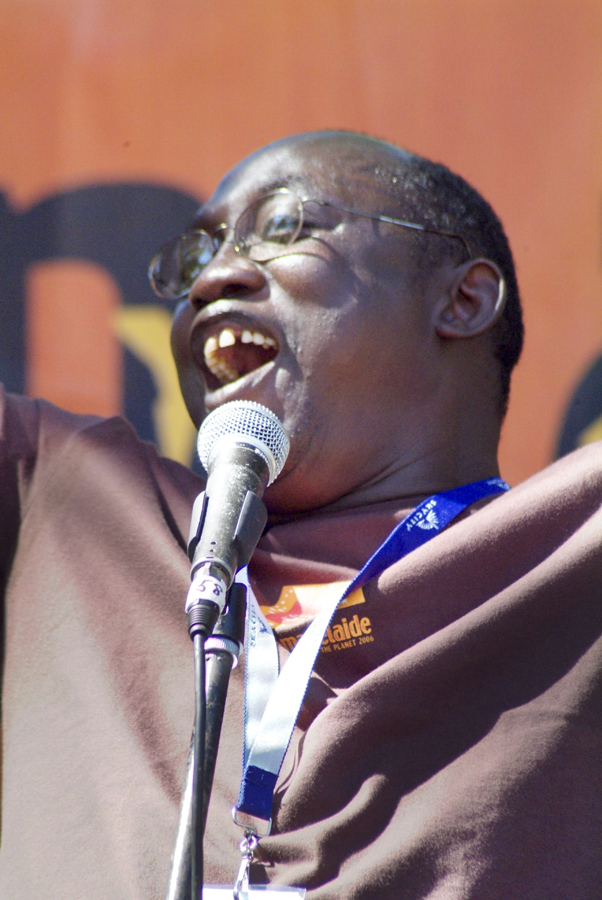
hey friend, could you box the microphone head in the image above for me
[197,401,290,486]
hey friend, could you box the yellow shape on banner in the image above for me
[115,305,196,465]
[579,414,602,447]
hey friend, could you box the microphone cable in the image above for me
[191,630,206,900]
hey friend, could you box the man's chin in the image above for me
[263,467,343,519]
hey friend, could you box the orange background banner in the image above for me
[2,0,601,484]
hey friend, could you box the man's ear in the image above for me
[435,259,506,339]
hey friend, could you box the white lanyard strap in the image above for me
[237,569,280,768]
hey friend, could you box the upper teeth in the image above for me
[206,328,276,354]
[218,330,236,348]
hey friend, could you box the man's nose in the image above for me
[187,240,267,309]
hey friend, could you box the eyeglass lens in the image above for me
[149,230,216,300]
[149,190,306,299]
[234,191,304,260]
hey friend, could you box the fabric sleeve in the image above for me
[0,386,37,596]
[0,385,103,597]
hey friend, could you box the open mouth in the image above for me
[197,323,279,389]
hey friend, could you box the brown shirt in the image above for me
[1,386,601,899]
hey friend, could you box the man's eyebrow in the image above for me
[252,174,309,195]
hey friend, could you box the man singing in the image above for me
[1,131,600,899]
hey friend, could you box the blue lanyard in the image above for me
[236,477,510,825]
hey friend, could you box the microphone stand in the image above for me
[165,584,247,900]
[167,399,288,899]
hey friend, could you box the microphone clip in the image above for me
[185,562,227,639]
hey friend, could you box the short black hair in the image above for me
[384,153,523,417]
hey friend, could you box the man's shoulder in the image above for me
[0,385,203,507]
[0,385,105,460]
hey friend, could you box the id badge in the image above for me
[203,888,305,899]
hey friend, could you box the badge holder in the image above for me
[202,813,303,899]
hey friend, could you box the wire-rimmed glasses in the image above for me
[148,188,473,300]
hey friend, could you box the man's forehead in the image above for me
[202,133,411,218]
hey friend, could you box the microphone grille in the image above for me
[197,401,290,485]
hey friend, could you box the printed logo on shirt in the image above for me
[277,611,374,654]
[259,581,365,628]
[259,583,374,655]
[319,613,374,653]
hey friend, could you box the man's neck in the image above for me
[267,452,502,528]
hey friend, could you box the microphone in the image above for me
[185,401,289,637]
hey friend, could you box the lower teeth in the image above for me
[204,351,240,384]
